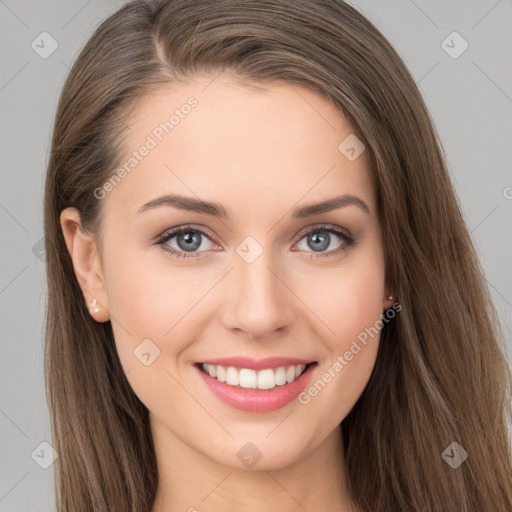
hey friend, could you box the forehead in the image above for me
[101,75,375,223]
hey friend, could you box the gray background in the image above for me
[1,0,511,510]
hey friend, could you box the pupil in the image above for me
[309,231,329,252]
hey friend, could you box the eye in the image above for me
[156,223,355,260]
[292,224,355,259]
[156,225,218,259]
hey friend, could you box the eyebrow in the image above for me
[137,193,371,218]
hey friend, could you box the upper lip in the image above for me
[196,356,316,370]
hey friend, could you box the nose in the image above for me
[220,250,296,341]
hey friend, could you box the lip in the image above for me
[196,356,314,370]
[194,361,318,412]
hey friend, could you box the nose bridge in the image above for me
[221,240,295,338]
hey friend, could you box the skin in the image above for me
[61,73,393,512]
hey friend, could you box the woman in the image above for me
[44,0,512,510]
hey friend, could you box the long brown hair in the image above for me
[43,1,512,510]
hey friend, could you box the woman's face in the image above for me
[68,74,392,470]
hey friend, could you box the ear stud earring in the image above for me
[387,296,394,300]
[88,299,100,313]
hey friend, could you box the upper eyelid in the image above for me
[292,223,352,243]
[158,224,213,241]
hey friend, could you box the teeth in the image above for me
[240,368,258,389]
[275,366,287,385]
[226,366,239,386]
[216,365,226,382]
[201,363,307,390]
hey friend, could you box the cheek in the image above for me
[103,237,203,334]
[294,248,385,410]
[103,250,199,410]
[103,244,218,385]
[101,244,164,356]
[298,247,386,349]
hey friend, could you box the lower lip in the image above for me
[194,363,317,412]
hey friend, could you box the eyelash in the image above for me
[156,223,355,260]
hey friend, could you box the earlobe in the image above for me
[59,207,110,322]
[383,291,395,311]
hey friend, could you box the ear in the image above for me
[60,207,110,323]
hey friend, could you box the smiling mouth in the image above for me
[195,362,317,390]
